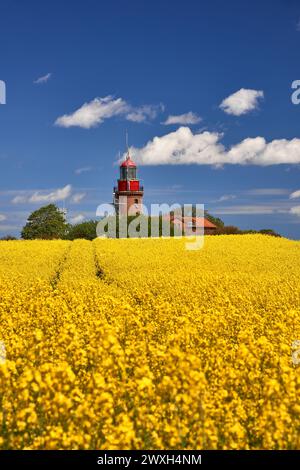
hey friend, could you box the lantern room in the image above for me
[120,156,137,180]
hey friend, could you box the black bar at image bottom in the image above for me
[0,450,299,467]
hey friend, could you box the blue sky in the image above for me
[1,0,300,238]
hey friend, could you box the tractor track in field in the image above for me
[93,243,114,284]
[93,243,105,280]
[94,255,105,280]
[50,243,72,289]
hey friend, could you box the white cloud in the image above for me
[34,73,52,84]
[126,104,163,123]
[11,195,27,204]
[55,96,163,128]
[247,188,289,196]
[163,112,202,125]
[290,206,300,217]
[75,166,92,175]
[55,96,127,129]
[71,193,86,204]
[290,189,300,199]
[69,214,85,224]
[130,127,224,166]
[29,185,72,203]
[220,88,264,116]
[130,126,300,167]
[218,194,236,202]
[12,185,72,204]
[214,205,276,215]
[0,214,7,222]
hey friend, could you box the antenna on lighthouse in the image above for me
[125,129,129,159]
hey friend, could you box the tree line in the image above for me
[1,204,281,240]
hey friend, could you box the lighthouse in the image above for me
[113,151,144,216]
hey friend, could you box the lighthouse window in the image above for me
[128,168,136,180]
[120,167,127,180]
[134,199,139,204]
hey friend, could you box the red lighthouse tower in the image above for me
[113,151,144,216]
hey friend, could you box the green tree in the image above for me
[0,235,17,241]
[67,220,98,240]
[215,225,240,235]
[258,229,281,238]
[21,204,68,240]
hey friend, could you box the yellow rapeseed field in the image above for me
[0,235,300,449]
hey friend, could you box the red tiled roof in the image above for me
[165,215,217,229]
[193,217,217,228]
[121,154,136,167]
